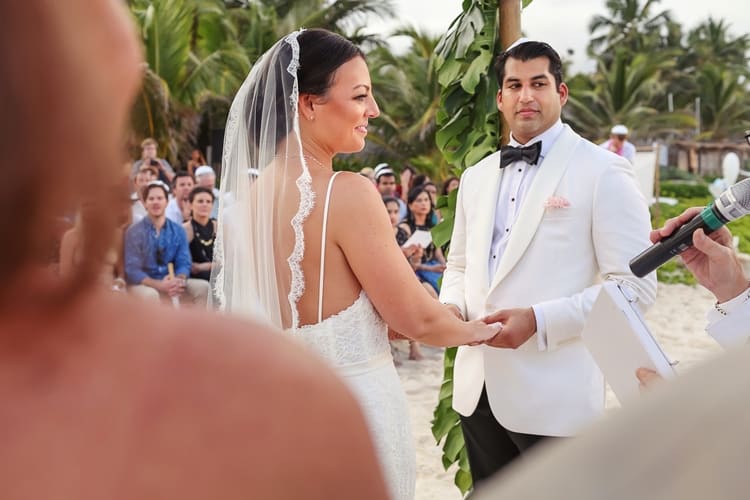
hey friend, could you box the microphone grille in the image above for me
[730,178,750,211]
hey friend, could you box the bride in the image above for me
[213,29,501,499]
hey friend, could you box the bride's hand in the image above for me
[465,320,503,346]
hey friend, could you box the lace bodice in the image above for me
[288,291,390,369]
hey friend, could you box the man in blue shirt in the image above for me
[125,181,208,307]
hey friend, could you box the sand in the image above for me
[394,283,723,500]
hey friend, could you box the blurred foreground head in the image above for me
[0,0,142,306]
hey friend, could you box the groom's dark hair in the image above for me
[494,41,564,91]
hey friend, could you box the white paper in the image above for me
[582,281,676,405]
[402,229,433,249]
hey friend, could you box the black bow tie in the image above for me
[499,142,542,169]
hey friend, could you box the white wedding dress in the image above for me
[286,172,416,500]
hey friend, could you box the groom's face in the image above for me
[497,56,568,145]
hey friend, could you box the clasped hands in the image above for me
[448,305,537,348]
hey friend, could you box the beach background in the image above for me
[394,282,723,499]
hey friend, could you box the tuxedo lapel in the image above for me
[489,125,581,292]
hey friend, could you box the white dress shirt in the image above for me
[705,285,750,349]
[489,119,564,348]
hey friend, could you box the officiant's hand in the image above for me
[480,307,536,349]
[652,207,747,303]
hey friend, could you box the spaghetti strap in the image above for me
[318,171,343,323]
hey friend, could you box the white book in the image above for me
[582,281,676,405]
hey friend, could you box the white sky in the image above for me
[368,0,750,74]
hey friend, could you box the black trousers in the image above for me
[459,386,554,488]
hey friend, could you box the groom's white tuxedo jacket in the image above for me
[440,124,657,436]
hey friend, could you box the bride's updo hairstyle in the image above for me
[297,29,364,96]
[245,29,364,153]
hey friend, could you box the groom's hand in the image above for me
[480,308,536,349]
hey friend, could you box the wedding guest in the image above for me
[411,173,430,190]
[359,166,375,184]
[440,38,655,486]
[132,138,175,183]
[165,171,195,224]
[397,165,416,200]
[125,182,208,306]
[441,176,460,196]
[600,124,636,164]
[400,185,445,297]
[384,196,424,361]
[194,165,220,218]
[131,166,156,224]
[0,3,389,499]
[186,148,207,177]
[183,187,216,281]
[422,181,440,222]
[376,166,406,220]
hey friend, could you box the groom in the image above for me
[439,39,657,485]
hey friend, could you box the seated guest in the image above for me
[125,181,208,306]
[131,165,157,224]
[165,171,195,224]
[375,166,407,220]
[194,165,220,219]
[442,176,460,196]
[183,187,216,281]
[131,137,175,183]
[384,196,425,361]
[399,185,446,296]
[186,148,207,177]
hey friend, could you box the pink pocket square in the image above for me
[544,196,570,209]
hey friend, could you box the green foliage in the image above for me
[658,181,709,199]
[433,0,500,170]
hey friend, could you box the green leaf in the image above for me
[443,424,466,462]
[435,115,469,151]
[438,58,465,87]
[431,218,455,248]
[431,407,459,441]
[438,379,455,400]
[455,468,473,495]
[460,50,493,94]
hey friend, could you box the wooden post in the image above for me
[652,143,661,223]
[498,0,521,145]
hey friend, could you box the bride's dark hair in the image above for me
[297,29,364,95]
[245,29,364,153]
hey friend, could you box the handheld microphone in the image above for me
[629,178,750,277]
